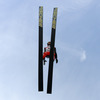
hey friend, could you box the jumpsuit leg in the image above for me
[43,52,50,59]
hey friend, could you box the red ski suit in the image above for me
[43,46,57,60]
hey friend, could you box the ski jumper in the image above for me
[43,45,57,60]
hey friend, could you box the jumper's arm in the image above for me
[44,47,46,52]
[54,48,57,59]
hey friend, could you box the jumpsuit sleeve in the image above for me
[55,48,58,59]
[44,47,46,52]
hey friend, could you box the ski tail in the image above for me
[47,8,58,94]
[38,6,43,91]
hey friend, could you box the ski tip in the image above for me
[52,8,58,29]
[54,7,58,9]
[39,6,43,27]
[39,6,43,8]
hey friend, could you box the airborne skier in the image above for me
[43,41,58,65]
[38,7,58,94]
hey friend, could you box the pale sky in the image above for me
[0,0,100,100]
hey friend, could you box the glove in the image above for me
[44,60,47,65]
[56,59,58,63]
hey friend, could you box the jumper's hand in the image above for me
[44,60,47,65]
[56,59,58,63]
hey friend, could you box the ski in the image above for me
[38,6,43,91]
[47,8,58,94]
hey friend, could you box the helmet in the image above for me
[47,41,51,45]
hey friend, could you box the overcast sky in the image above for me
[0,0,100,100]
